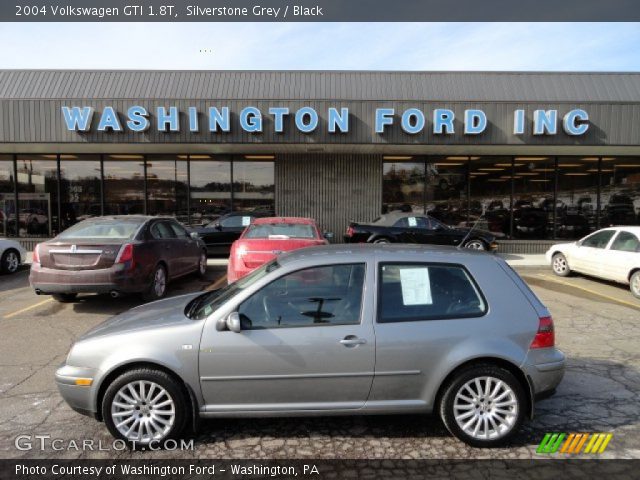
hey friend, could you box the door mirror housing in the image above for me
[226,312,242,333]
[323,231,335,240]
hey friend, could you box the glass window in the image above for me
[393,216,429,228]
[556,157,598,239]
[244,223,316,239]
[512,157,555,240]
[581,230,615,248]
[150,221,177,239]
[103,156,145,215]
[16,156,58,237]
[220,215,252,228]
[383,161,425,214]
[232,160,275,213]
[427,157,468,227]
[146,155,188,220]
[59,155,101,232]
[610,231,640,252]
[58,218,143,240]
[378,263,486,323]
[168,221,189,238]
[0,156,16,237]
[599,157,640,228]
[238,264,365,329]
[468,156,512,239]
[189,158,231,226]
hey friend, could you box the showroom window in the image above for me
[427,157,469,227]
[146,155,189,221]
[382,160,426,214]
[0,155,16,237]
[556,157,599,239]
[103,155,145,216]
[16,155,58,237]
[599,156,640,229]
[511,157,556,240]
[468,156,512,239]
[232,158,275,213]
[189,157,232,226]
[59,155,101,231]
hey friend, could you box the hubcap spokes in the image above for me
[111,380,175,443]
[632,276,640,295]
[553,257,567,273]
[200,255,206,273]
[154,269,166,296]
[6,252,18,272]
[453,376,518,440]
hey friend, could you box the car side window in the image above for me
[581,230,616,248]
[150,221,177,239]
[237,264,366,329]
[220,215,253,228]
[393,217,428,228]
[378,263,486,323]
[168,221,188,238]
[610,231,640,252]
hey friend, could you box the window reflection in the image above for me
[0,156,15,237]
[59,155,101,231]
[146,155,188,222]
[556,157,598,239]
[382,161,425,214]
[103,156,145,216]
[17,156,58,237]
[469,156,512,238]
[512,157,554,240]
[599,157,640,228]
[232,160,275,213]
[427,157,468,227]
[189,158,231,226]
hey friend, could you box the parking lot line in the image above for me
[536,273,640,310]
[206,274,228,291]
[3,298,54,319]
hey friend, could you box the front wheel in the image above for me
[372,238,391,244]
[630,271,640,299]
[196,251,207,279]
[464,239,486,250]
[102,368,188,447]
[143,264,167,301]
[439,364,525,447]
[1,249,20,274]
[551,253,571,277]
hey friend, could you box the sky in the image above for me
[0,22,639,70]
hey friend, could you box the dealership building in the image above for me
[0,70,639,251]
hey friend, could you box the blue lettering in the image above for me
[328,107,349,133]
[295,107,318,133]
[513,109,525,135]
[97,106,122,132]
[401,108,425,134]
[126,106,149,132]
[61,106,94,132]
[240,107,262,133]
[188,107,199,132]
[562,109,589,135]
[433,109,455,134]
[269,107,289,133]
[464,109,487,135]
[157,106,179,132]
[533,110,557,135]
[208,107,230,132]
[375,108,395,134]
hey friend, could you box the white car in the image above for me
[0,238,27,274]
[545,227,640,299]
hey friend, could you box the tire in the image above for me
[551,253,571,277]
[439,364,526,448]
[143,264,167,302]
[196,251,207,279]
[102,368,188,448]
[464,239,486,250]
[1,249,20,274]
[372,238,391,244]
[52,293,78,303]
[630,271,640,299]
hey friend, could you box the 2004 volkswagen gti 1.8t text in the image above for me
[56,244,564,448]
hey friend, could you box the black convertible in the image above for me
[344,212,497,250]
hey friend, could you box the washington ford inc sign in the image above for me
[61,106,590,137]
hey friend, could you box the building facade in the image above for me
[0,70,639,248]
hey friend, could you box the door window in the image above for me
[168,221,189,238]
[393,216,428,228]
[581,230,616,248]
[610,231,640,252]
[220,215,253,228]
[237,264,366,329]
[150,221,177,239]
[378,263,486,323]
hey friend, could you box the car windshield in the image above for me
[57,221,142,240]
[243,224,316,239]
[186,260,280,320]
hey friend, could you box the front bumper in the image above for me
[522,347,566,397]
[55,364,99,418]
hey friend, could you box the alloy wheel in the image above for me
[154,268,166,297]
[199,253,207,275]
[631,273,640,297]
[110,380,176,443]
[4,251,19,272]
[453,376,518,440]
[465,240,485,250]
[552,255,568,275]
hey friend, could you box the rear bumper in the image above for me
[522,347,566,397]
[30,263,146,294]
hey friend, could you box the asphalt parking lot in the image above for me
[0,262,638,460]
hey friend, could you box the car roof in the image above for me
[277,243,492,266]
[79,215,170,223]
[602,226,640,234]
[252,217,316,225]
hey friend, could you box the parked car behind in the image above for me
[192,210,274,256]
[30,216,207,302]
[0,238,27,274]
[56,244,563,448]
[228,217,329,283]
[344,212,497,250]
[546,226,640,298]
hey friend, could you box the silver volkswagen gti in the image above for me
[56,244,565,448]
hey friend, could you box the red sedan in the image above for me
[227,217,329,283]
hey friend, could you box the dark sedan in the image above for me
[344,212,497,250]
[192,210,273,256]
[30,216,207,302]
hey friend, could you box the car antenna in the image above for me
[457,214,484,250]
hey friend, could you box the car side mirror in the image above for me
[190,231,199,239]
[226,312,241,333]
[323,231,334,240]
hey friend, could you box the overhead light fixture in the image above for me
[564,172,590,176]
[529,179,551,182]
[469,156,481,160]
[494,163,524,167]
[383,156,413,160]
[470,172,489,175]
[109,154,144,159]
[581,157,599,162]
[587,168,614,173]
[434,163,464,166]
[445,156,469,161]
[244,155,275,160]
[514,157,549,161]
[558,164,582,167]
[478,168,505,171]
[182,155,212,159]
[487,179,507,182]
[517,172,540,176]
[614,164,640,168]
[602,157,616,161]
[533,168,555,172]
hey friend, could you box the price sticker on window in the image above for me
[399,267,433,305]
[242,216,251,226]
[408,217,417,227]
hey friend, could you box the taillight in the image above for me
[345,226,354,237]
[33,244,41,264]
[530,316,555,349]
[115,243,135,270]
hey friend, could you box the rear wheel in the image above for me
[102,368,188,448]
[439,364,525,447]
[1,249,20,274]
[464,239,486,250]
[551,253,571,277]
[197,251,207,279]
[52,293,77,303]
[143,264,167,302]
[373,238,391,244]
[630,271,640,299]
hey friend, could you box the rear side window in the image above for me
[610,231,640,252]
[150,222,177,239]
[378,263,486,323]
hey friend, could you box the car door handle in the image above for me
[340,336,367,347]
